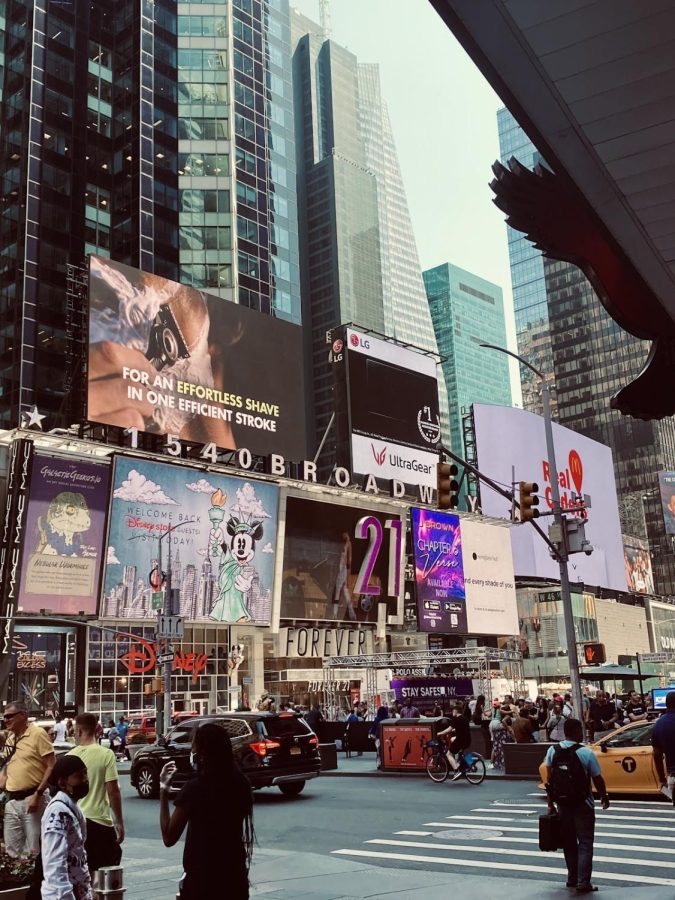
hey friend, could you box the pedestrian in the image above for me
[305,703,324,735]
[345,704,363,757]
[369,706,389,768]
[116,716,129,753]
[106,720,120,755]
[513,707,537,743]
[400,697,420,719]
[624,690,646,723]
[589,691,617,739]
[40,754,93,900]
[545,717,610,894]
[1,701,55,857]
[491,714,513,771]
[431,703,443,718]
[546,701,567,742]
[471,695,486,725]
[68,713,124,874]
[159,723,253,899]
[52,717,68,744]
[651,690,675,800]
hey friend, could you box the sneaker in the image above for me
[451,769,463,781]
[576,886,598,894]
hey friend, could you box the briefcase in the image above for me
[538,811,561,852]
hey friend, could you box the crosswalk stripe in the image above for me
[527,792,671,808]
[423,821,675,842]
[496,801,675,815]
[396,830,434,836]
[365,838,675,870]
[481,835,675,855]
[331,848,675,886]
[447,814,675,832]
[471,808,675,824]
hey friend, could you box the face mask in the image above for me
[69,783,89,802]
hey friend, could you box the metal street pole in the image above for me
[480,343,584,725]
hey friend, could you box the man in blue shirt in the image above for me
[652,690,675,799]
[545,717,610,894]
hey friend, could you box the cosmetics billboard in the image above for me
[411,508,517,635]
[17,453,111,615]
[101,456,279,624]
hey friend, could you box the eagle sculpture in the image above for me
[490,158,675,421]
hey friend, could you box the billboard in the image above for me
[280,495,404,624]
[659,472,675,535]
[411,508,517,635]
[87,255,306,458]
[18,453,110,615]
[101,456,279,624]
[624,538,655,595]
[333,326,440,488]
[472,404,626,592]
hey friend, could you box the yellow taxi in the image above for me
[538,719,660,795]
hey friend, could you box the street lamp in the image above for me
[480,343,585,726]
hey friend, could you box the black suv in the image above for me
[130,711,322,799]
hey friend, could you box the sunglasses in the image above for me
[3,713,20,721]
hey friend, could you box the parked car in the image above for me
[130,711,321,800]
[538,719,659,795]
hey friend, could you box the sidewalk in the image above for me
[121,840,672,899]
[320,752,537,780]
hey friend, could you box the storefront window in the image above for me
[8,626,77,717]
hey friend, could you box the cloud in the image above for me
[107,546,120,565]
[113,469,177,505]
[186,478,216,494]
[231,482,271,520]
[261,542,274,554]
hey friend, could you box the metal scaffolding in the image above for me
[322,647,525,716]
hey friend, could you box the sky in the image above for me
[292,0,523,403]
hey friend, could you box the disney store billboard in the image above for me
[100,455,279,625]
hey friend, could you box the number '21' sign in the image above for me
[354,516,402,598]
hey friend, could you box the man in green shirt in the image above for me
[68,713,124,873]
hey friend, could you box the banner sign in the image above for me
[659,472,675,536]
[278,626,374,658]
[389,678,475,704]
[18,453,110,615]
[101,455,279,624]
[87,255,305,458]
[0,439,33,661]
[411,507,517,635]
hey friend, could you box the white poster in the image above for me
[473,404,626,592]
[462,518,518,635]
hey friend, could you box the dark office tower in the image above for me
[0,0,301,430]
[498,112,675,595]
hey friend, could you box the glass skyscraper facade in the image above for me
[291,10,447,464]
[498,110,675,596]
[423,262,511,457]
[0,0,300,430]
[496,107,556,417]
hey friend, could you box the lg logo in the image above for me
[350,334,370,350]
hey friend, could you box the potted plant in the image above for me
[126,733,149,761]
[0,848,35,897]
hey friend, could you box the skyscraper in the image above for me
[424,263,511,458]
[496,108,556,417]
[497,111,675,595]
[0,0,301,430]
[291,11,447,463]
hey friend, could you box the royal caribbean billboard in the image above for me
[332,326,440,489]
[87,255,306,458]
[101,456,279,624]
[472,404,626,592]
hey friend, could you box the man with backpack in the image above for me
[545,717,610,894]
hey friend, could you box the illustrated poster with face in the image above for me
[18,454,111,614]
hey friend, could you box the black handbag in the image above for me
[539,811,561,852]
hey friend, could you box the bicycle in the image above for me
[424,740,487,785]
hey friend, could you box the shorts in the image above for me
[85,820,122,872]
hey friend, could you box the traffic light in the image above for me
[519,481,540,522]
[145,677,165,695]
[583,643,606,665]
[437,462,459,510]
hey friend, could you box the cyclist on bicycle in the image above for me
[437,704,472,781]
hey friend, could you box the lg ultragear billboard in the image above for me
[332,326,440,489]
[87,256,306,458]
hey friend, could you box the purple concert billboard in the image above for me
[18,453,111,615]
[410,507,466,633]
[390,677,474,706]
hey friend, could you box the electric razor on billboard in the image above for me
[145,303,191,371]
